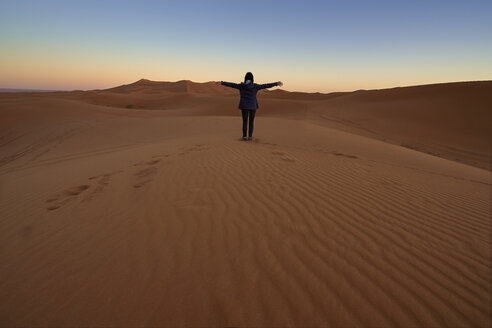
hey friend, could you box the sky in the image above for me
[1,0,491,92]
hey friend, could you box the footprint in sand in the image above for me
[46,170,123,210]
[84,171,121,201]
[46,184,90,211]
[133,168,157,188]
[332,151,358,159]
[152,154,173,160]
[188,144,208,151]
[134,166,158,178]
[271,150,296,163]
[262,141,278,147]
[133,159,161,166]
[179,144,209,155]
[132,145,208,189]
[132,158,161,189]
[62,185,90,196]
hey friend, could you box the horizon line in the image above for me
[1,79,491,94]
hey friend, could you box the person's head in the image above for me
[244,72,254,83]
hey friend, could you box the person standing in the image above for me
[221,72,283,140]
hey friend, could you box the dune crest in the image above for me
[104,78,235,95]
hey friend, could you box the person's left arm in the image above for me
[257,81,283,90]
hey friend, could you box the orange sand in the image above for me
[0,80,490,326]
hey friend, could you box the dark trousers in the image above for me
[241,110,256,137]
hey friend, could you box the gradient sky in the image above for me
[1,0,491,92]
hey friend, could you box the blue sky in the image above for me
[1,0,491,92]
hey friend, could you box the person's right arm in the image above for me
[221,81,241,89]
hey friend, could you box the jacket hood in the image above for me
[242,80,255,88]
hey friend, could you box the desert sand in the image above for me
[0,80,491,327]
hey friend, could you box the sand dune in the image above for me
[307,81,492,170]
[105,78,236,95]
[21,79,488,169]
[0,82,490,326]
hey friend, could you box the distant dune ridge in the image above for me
[0,79,490,326]
[104,78,236,94]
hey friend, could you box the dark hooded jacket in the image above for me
[221,80,279,110]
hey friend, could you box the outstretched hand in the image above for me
[277,81,283,87]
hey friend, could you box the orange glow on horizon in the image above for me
[2,44,491,93]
